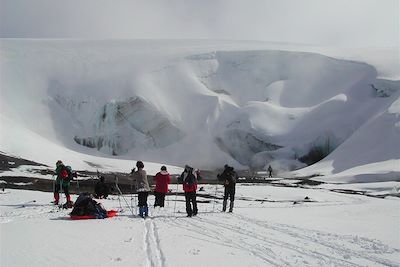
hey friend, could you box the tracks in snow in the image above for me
[143,218,166,267]
[165,213,399,267]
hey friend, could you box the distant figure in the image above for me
[218,164,237,212]
[268,165,273,178]
[153,166,171,208]
[178,165,198,217]
[54,160,75,208]
[131,161,150,218]
[94,176,110,199]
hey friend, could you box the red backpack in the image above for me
[60,168,69,179]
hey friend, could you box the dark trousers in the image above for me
[224,187,235,202]
[138,192,149,207]
[54,182,70,195]
[54,181,70,203]
[185,191,198,216]
[154,191,166,207]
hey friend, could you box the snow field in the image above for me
[1,184,399,267]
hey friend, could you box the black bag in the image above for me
[71,193,107,219]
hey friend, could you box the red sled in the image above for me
[70,210,118,220]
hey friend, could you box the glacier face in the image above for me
[1,40,399,172]
[71,96,184,155]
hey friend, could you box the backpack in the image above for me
[228,171,237,184]
[65,166,74,181]
[184,172,196,186]
[71,193,108,219]
[224,168,236,187]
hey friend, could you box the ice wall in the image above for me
[1,39,399,176]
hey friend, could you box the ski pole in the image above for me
[115,176,134,216]
[167,190,169,208]
[75,172,80,194]
[212,182,218,213]
[130,179,133,211]
[52,175,55,197]
[117,194,123,212]
[59,179,64,209]
[116,176,123,212]
[134,191,138,214]
[173,180,179,213]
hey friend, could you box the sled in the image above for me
[70,210,118,220]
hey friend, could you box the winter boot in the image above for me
[66,195,73,208]
[222,200,227,212]
[139,207,144,218]
[53,192,60,205]
[144,206,149,217]
[229,201,234,213]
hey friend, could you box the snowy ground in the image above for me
[1,184,399,267]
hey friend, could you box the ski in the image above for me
[19,200,36,208]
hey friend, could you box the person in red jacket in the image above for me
[54,160,75,208]
[178,165,198,217]
[153,166,171,208]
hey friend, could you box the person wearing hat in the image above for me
[179,165,198,217]
[218,164,237,212]
[131,161,150,218]
[54,160,73,208]
[153,166,171,208]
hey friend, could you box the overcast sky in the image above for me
[0,0,398,46]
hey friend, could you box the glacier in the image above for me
[0,39,399,180]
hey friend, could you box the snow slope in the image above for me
[1,186,399,267]
[0,39,399,181]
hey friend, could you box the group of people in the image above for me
[130,162,201,218]
[53,160,243,218]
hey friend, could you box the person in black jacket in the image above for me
[94,176,110,199]
[267,165,273,178]
[218,165,237,212]
[178,165,199,217]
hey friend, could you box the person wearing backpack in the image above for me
[54,160,75,208]
[153,166,171,208]
[267,165,273,178]
[218,164,237,212]
[131,161,150,218]
[94,176,110,199]
[178,165,198,217]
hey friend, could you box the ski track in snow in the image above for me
[165,213,399,267]
[1,191,399,267]
[143,218,166,267]
[227,213,400,267]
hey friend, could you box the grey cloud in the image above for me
[0,0,398,46]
